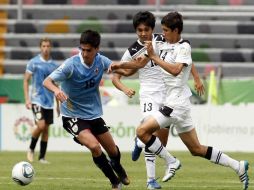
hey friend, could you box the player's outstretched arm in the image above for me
[112,73,135,98]
[43,77,67,103]
[109,57,149,73]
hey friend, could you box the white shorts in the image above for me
[139,90,166,120]
[152,99,194,134]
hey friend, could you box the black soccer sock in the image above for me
[109,146,126,174]
[93,152,119,185]
[109,146,128,185]
[29,137,38,151]
[39,141,48,160]
[109,146,121,164]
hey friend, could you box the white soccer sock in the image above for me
[137,138,145,148]
[210,147,240,172]
[147,136,175,164]
[144,150,156,180]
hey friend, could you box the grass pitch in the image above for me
[0,151,253,190]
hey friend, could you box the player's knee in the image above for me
[136,127,145,139]
[89,143,101,156]
[37,122,47,131]
[37,125,45,132]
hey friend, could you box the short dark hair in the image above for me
[80,30,101,48]
[161,11,183,34]
[39,37,51,47]
[133,11,156,30]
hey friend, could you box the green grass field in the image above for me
[0,151,253,190]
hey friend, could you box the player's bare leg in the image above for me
[27,120,46,162]
[179,128,249,189]
[137,117,181,182]
[78,130,121,188]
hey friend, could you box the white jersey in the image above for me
[158,39,192,107]
[121,34,166,94]
[121,34,166,118]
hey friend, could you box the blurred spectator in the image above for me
[229,0,243,5]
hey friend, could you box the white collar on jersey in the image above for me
[160,38,183,50]
[137,39,145,46]
[39,54,52,62]
[78,51,95,69]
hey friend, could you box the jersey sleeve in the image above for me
[49,59,73,82]
[100,55,112,71]
[26,60,34,73]
[175,43,192,66]
[53,61,59,70]
[121,50,132,62]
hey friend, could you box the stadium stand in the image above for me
[1,0,254,78]
[0,0,9,74]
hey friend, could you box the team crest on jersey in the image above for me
[67,99,73,111]
[94,67,99,74]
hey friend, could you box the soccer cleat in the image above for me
[110,161,130,185]
[39,158,50,164]
[116,167,130,185]
[147,179,161,189]
[132,137,142,161]
[162,158,181,182]
[27,149,34,162]
[112,182,122,190]
[237,160,249,190]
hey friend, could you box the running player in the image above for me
[43,30,133,190]
[24,37,59,164]
[112,11,204,189]
[141,11,249,189]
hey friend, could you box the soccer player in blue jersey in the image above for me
[23,38,59,164]
[43,30,131,190]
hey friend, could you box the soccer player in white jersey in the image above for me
[43,30,137,190]
[141,11,248,189]
[24,38,59,164]
[112,11,204,189]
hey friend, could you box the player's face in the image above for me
[79,44,99,66]
[40,41,51,58]
[136,23,153,43]
[161,25,179,43]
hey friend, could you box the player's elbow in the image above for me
[43,77,52,88]
[171,68,181,76]
[171,64,184,76]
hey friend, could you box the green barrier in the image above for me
[1,78,254,105]
[0,78,24,103]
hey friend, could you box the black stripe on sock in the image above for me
[146,135,156,148]
[205,146,213,160]
[154,144,163,155]
[216,151,222,164]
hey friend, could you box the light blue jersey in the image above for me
[49,52,112,120]
[26,54,59,109]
